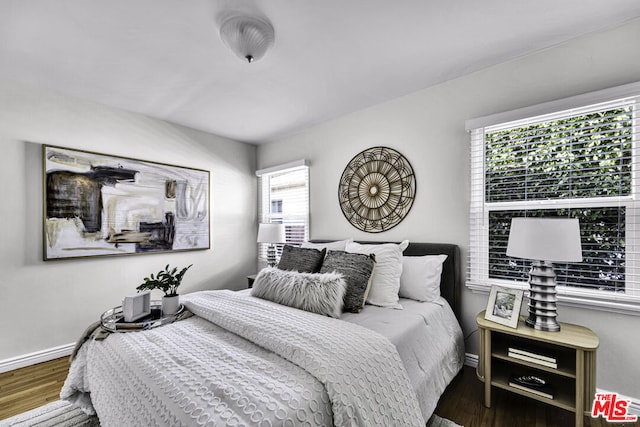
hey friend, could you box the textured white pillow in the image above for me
[346,240,409,309]
[301,239,353,251]
[399,255,448,302]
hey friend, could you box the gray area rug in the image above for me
[428,413,463,427]
[0,401,98,427]
[0,400,462,427]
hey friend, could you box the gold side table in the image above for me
[477,310,598,427]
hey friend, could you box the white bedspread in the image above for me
[341,297,465,421]
[62,290,424,427]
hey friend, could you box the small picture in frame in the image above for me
[485,286,524,328]
[123,291,151,322]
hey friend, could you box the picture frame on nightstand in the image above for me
[122,291,152,322]
[485,286,523,328]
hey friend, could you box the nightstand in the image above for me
[477,310,598,427]
[247,274,256,288]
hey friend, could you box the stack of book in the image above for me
[509,374,554,399]
[508,345,557,369]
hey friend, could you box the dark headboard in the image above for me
[309,240,461,320]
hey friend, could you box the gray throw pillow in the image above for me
[277,245,326,273]
[251,267,346,318]
[320,250,376,313]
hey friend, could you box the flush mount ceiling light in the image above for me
[219,15,275,63]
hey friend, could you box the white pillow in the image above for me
[399,255,448,302]
[346,240,409,309]
[301,239,353,252]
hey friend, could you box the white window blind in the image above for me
[257,160,309,263]
[467,82,640,314]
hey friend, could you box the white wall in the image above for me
[0,77,257,361]
[258,18,640,399]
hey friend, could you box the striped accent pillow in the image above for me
[320,250,376,313]
[277,245,326,273]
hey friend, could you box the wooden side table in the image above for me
[477,310,599,427]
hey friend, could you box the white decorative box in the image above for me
[122,291,151,322]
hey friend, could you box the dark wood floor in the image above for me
[435,366,639,427]
[1,359,638,426]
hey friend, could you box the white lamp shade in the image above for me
[257,223,286,244]
[506,218,583,262]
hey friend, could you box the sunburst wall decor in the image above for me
[338,146,416,233]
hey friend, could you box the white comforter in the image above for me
[62,290,424,426]
[342,297,465,421]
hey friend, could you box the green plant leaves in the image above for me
[135,264,193,296]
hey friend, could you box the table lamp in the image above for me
[506,217,582,332]
[257,223,286,267]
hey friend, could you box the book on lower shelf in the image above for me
[509,374,554,399]
[508,345,558,368]
[508,345,557,363]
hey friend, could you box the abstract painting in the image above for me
[43,145,210,260]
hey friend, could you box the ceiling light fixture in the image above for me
[219,15,275,63]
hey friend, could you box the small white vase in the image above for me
[162,294,180,315]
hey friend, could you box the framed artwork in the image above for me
[43,145,210,260]
[485,286,524,328]
[338,146,416,233]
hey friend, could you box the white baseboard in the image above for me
[464,352,478,368]
[465,352,640,417]
[0,343,74,374]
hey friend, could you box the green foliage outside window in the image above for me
[485,106,633,292]
[485,107,632,202]
[489,209,625,291]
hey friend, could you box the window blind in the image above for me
[467,85,640,312]
[257,161,309,263]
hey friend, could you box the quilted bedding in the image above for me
[62,290,425,426]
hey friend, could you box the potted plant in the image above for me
[136,264,192,315]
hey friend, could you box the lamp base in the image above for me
[526,261,561,332]
[267,245,277,268]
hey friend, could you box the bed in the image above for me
[61,240,464,426]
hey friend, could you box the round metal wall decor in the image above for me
[338,146,416,233]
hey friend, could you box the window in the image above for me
[271,199,283,214]
[467,83,640,313]
[257,160,309,262]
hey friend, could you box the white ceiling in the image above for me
[1,1,640,144]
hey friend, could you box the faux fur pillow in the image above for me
[251,267,347,318]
